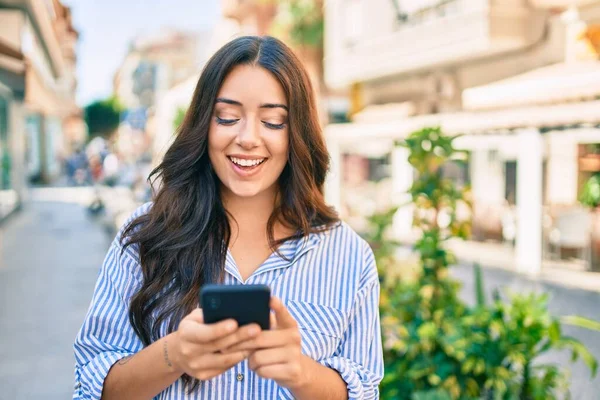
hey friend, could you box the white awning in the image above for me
[462,62,600,111]
[326,99,600,142]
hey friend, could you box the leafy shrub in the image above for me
[363,127,597,400]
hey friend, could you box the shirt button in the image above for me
[236,373,244,382]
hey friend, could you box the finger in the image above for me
[203,350,249,371]
[209,323,261,352]
[183,318,238,344]
[192,369,222,381]
[248,348,289,370]
[225,329,294,352]
[191,351,249,380]
[255,363,300,382]
[271,297,298,329]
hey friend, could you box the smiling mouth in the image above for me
[227,156,267,170]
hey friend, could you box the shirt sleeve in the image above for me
[319,241,384,400]
[72,236,144,399]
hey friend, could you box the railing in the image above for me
[390,0,461,27]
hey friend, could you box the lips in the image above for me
[227,155,267,176]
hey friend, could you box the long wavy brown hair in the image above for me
[120,35,338,384]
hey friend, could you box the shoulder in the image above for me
[322,221,372,253]
[97,203,154,292]
[319,221,377,277]
[115,202,153,241]
[114,201,153,258]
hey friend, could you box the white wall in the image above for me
[470,149,505,206]
[546,131,579,205]
[0,10,24,48]
[152,74,199,166]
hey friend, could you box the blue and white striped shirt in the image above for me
[73,202,384,399]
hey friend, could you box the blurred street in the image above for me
[0,189,598,399]
[0,192,112,399]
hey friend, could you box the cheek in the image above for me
[208,126,228,154]
[269,131,289,160]
[207,127,225,167]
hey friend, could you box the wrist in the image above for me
[289,354,314,391]
[164,332,184,375]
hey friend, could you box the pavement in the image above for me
[0,188,599,399]
[0,195,112,399]
[449,239,600,294]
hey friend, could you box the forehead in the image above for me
[217,65,287,105]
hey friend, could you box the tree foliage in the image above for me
[267,0,324,48]
[84,96,124,139]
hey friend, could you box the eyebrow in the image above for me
[215,97,288,112]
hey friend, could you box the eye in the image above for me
[263,121,286,130]
[216,116,239,126]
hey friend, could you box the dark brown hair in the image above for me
[120,36,338,385]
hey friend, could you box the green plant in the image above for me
[84,96,124,139]
[579,174,600,208]
[267,0,324,48]
[173,106,188,131]
[367,127,597,400]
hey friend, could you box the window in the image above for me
[505,161,517,205]
[441,157,470,190]
[368,154,391,182]
[0,96,10,190]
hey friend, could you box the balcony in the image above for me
[324,0,546,89]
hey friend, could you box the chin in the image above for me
[227,183,264,198]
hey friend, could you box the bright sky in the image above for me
[63,0,220,106]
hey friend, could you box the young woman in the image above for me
[74,35,383,400]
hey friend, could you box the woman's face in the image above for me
[208,65,289,200]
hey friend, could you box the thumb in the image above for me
[271,297,297,329]
[188,308,204,324]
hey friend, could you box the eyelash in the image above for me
[215,117,286,130]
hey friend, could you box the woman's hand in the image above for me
[226,297,309,390]
[170,308,261,381]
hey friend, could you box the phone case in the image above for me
[200,284,271,330]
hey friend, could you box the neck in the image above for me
[221,186,278,244]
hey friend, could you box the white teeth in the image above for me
[230,157,265,167]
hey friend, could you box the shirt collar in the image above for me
[224,224,333,282]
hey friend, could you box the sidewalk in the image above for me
[0,196,112,399]
[448,239,600,293]
[27,184,141,234]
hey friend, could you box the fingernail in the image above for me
[248,326,259,336]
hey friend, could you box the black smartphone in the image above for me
[200,284,271,330]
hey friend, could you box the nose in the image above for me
[236,118,261,149]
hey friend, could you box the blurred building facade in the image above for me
[324,0,600,274]
[0,0,81,219]
[113,28,204,163]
